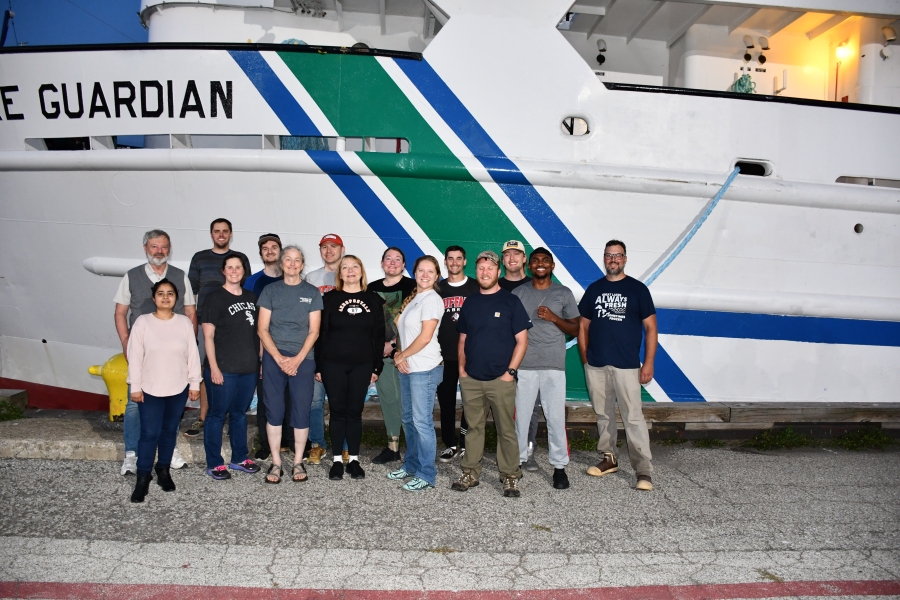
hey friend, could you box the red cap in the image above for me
[319,233,344,247]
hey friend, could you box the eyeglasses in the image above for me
[603,253,625,260]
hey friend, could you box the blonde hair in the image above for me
[335,255,368,291]
[397,255,442,319]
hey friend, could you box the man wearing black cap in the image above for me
[452,250,531,497]
[512,248,580,489]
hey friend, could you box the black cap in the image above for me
[258,233,282,249]
[529,247,553,261]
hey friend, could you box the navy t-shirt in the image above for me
[578,275,655,369]
[457,289,532,381]
[244,270,282,298]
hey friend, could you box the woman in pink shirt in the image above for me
[127,279,202,503]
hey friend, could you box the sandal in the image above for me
[292,463,308,483]
[265,463,282,484]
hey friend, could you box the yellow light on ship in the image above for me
[836,42,852,61]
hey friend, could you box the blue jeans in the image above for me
[399,365,443,487]
[204,369,256,469]
[124,384,140,453]
[136,386,188,475]
[309,379,327,449]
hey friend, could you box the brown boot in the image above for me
[586,452,619,477]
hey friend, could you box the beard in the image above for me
[477,275,498,290]
[605,264,623,277]
[146,252,168,267]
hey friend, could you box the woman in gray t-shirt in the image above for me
[257,246,324,483]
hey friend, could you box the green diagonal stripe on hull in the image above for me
[277,52,530,265]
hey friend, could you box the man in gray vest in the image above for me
[113,229,197,476]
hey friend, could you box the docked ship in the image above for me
[0,0,898,410]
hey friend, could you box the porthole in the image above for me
[561,117,590,136]
[854,223,864,234]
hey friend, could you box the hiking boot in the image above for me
[170,446,187,469]
[553,468,570,490]
[402,477,434,492]
[230,459,261,474]
[184,419,204,438]
[155,466,176,492]
[438,446,460,463]
[206,465,231,480]
[502,475,521,498]
[636,475,653,491]
[307,444,326,465]
[451,472,479,492]
[587,452,618,477]
[346,460,366,479]
[371,447,401,464]
[130,474,152,503]
[120,451,137,476]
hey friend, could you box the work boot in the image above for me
[636,474,653,491]
[155,466,176,492]
[587,452,619,477]
[502,475,521,498]
[451,472,480,492]
[130,474,152,503]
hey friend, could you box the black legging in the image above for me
[436,361,468,449]
[320,361,371,456]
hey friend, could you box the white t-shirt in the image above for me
[397,289,444,372]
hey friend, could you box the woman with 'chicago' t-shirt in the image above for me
[389,256,445,491]
[201,255,262,480]
[315,255,385,481]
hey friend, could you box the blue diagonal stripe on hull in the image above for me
[229,50,424,261]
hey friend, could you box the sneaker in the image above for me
[586,452,618,477]
[184,419,204,438]
[170,446,187,469]
[371,447,401,464]
[342,450,350,465]
[636,475,653,491]
[438,446,460,463]
[387,468,411,480]
[307,444,326,465]
[402,477,434,492]
[329,461,344,480]
[523,453,539,472]
[254,447,271,460]
[206,465,231,480]
[502,475,521,498]
[120,451,137,476]
[451,472,479,492]
[346,460,365,479]
[230,459,261,473]
[553,468,570,490]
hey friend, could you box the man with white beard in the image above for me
[114,229,197,476]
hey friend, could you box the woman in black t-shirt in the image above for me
[200,255,262,480]
[315,255,385,481]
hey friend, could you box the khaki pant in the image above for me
[459,376,521,480]
[375,358,403,438]
[584,364,653,475]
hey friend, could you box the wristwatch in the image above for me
[507,368,518,378]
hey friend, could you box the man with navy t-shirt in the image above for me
[578,239,658,491]
[453,250,531,497]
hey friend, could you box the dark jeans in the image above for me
[204,369,255,469]
[321,361,371,456]
[256,378,295,454]
[136,386,188,475]
[436,361,467,449]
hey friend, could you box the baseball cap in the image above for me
[529,247,553,261]
[319,233,344,247]
[475,250,500,265]
[257,233,282,249]
[502,240,525,253]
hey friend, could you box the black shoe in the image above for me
[155,466,176,492]
[329,461,344,480]
[254,447,271,460]
[130,474,152,503]
[553,468,570,490]
[346,460,366,479]
[371,447,401,464]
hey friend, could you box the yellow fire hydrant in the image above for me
[88,353,128,422]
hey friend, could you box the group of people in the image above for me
[115,219,659,502]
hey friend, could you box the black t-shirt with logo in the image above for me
[437,277,480,361]
[315,290,386,375]
[368,276,417,345]
[578,275,656,369]
[457,289,532,381]
[201,287,260,374]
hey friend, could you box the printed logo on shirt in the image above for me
[443,296,467,323]
[594,293,627,322]
[298,296,313,304]
[245,310,255,326]
[339,298,371,314]
[494,312,501,318]
[227,301,256,316]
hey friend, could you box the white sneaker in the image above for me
[170,446,187,469]
[120,451,137,476]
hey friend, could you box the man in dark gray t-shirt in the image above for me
[512,247,580,490]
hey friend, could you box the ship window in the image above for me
[734,160,772,176]
[25,137,90,151]
[561,117,590,136]
[836,176,900,189]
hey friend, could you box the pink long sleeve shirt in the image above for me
[127,313,202,397]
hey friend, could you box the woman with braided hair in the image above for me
[388,255,445,491]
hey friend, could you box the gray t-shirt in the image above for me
[258,280,324,355]
[305,267,337,295]
[513,282,580,371]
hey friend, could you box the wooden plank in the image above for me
[729,402,900,423]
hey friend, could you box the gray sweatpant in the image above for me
[515,370,568,469]
[584,364,653,475]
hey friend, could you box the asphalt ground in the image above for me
[0,442,898,599]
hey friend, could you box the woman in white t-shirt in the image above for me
[389,256,444,491]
